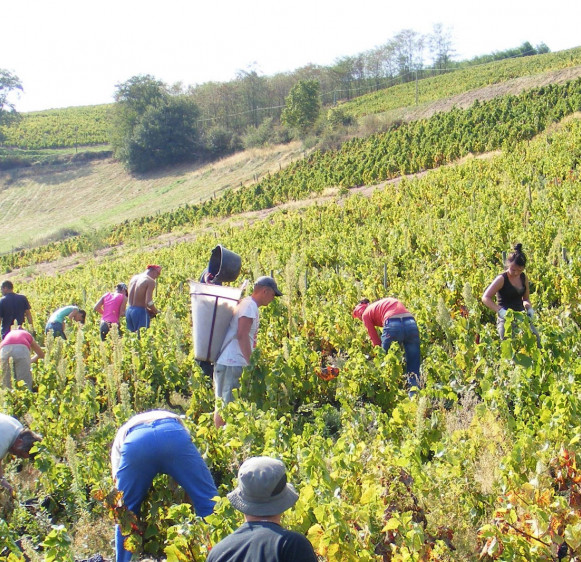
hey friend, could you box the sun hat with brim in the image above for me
[227,456,299,516]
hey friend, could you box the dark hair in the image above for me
[20,429,42,451]
[507,243,527,267]
[1,280,14,290]
[359,298,370,305]
[11,429,42,458]
[78,309,87,324]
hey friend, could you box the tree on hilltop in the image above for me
[111,75,201,173]
[281,79,321,136]
[0,69,23,139]
[429,23,455,72]
[122,96,201,173]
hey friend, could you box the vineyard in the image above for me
[0,74,581,561]
[1,47,581,153]
[3,77,581,272]
[341,46,581,118]
[0,105,112,150]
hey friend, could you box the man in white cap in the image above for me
[213,276,282,428]
[206,456,317,562]
[0,413,41,494]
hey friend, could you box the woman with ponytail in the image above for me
[482,243,540,345]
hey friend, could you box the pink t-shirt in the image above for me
[101,292,126,323]
[361,298,411,346]
[1,329,33,349]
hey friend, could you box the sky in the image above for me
[2,0,580,113]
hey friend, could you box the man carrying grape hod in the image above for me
[353,297,421,396]
[213,276,282,428]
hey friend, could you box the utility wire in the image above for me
[195,49,544,125]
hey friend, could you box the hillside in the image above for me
[0,106,580,560]
[2,61,581,257]
[1,50,581,561]
[0,142,304,253]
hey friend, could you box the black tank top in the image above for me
[497,272,526,311]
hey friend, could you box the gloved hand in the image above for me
[527,307,535,318]
[497,308,507,319]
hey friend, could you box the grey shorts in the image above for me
[213,364,243,405]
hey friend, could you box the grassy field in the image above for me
[0,142,304,253]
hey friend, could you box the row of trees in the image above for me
[2,25,551,173]
[186,28,548,134]
[110,75,320,172]
[108,28,551,172]
[186,26,453,133]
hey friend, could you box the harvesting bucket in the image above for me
[207,245,242,283]
[189,281,242,363]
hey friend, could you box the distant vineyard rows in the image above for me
[2,79,580,273]
[2,47,581,151]
[0,104,113,149]
[342,46,581,117]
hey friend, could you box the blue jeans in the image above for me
[114,418,217,561]
[45,321,66,339]
[125,306,149,333]
[382,317,421,392]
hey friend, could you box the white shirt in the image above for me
[216,297,259,367]
[0,414,23,460]
[110,410,183,477]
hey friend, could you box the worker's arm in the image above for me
[482,275,505,314]
[0,461,13,494]
[237,316,253,363]
[362,315,382,347]
[94,295,105,315]
[25,309,34,330]
[30,339,44,363]
[119,296,128,317]
[145,282,160,315]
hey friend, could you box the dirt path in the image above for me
[372,66,581,124]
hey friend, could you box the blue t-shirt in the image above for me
[0,293,31,338]
[206,521,318,562]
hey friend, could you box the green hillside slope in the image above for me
[1,47,580,152]
[2,77,580,270]
[0,104,113,149]
[1,112,580,560]
[0,142,304,254]
[342,46,581,117]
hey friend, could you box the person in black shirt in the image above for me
[206,456,318,562]
[0,281,33,340]
[482,243,540,345]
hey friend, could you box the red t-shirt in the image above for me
[361,298,410,346]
